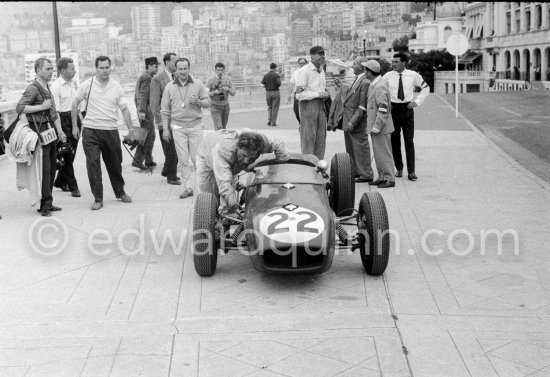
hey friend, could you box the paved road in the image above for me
[441,90,550,184]
[0,94,549,376]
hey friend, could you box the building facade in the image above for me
[131,4,161,43]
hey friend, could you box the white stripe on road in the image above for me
[505,119,541,124]
[499,106,522,117]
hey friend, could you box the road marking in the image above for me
[505,119,541,124]
[499,106,522,117]
[532,115,550,119]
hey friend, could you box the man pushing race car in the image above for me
[196,129,290,216]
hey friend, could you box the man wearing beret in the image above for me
[295,46,331,160]
[363,60,396,188]
[133,56,159,169]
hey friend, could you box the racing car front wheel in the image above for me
[193,192,219,277]
[358,192,389,276]
[329,153,355,216]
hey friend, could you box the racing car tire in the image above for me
[329,153,355,216]
[358,192,389,276]
[193,192,219,277]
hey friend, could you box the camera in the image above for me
[123,135,139,151]
[56,141,73,170]
[217,79,225,101]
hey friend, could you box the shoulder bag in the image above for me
[81,77,94,119]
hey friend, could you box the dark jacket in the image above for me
[16,80,58,126]
[328,75,370,133]
[134,71,153,114]
[150,70,172,128]
[261,71,281,91]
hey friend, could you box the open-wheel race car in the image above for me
[192,153,390,277]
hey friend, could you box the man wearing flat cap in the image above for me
[295,45,331,159]
[133,56,159,168]
[362,60,396,188]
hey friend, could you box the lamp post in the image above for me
[52,1,61,61]
[362,31,367,56]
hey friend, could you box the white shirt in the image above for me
[50,76,78,112]
[289,67,303,98]
[383,68,429,106]
[295,62,326,101]
[75,77,128,130]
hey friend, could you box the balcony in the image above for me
[435,71,490,80]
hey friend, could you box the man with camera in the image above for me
[71,56,133,210]
[206,62,235,130]
[16,58,68,217]
[51,57,81,198]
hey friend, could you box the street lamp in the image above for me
[362,31,367,56]
[52,1,61,61]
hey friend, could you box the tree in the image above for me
[393,36,409,52]
[408,50,455,92]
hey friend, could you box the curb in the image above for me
[436,93,548,191]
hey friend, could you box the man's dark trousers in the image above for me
[159,127,178,180]
[54,112,80,191]
[266,90,280,125]
[29,122,57,210]
[134,109,156,165]
[82,128,125,202]
[391,103,415,173]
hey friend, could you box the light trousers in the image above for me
[298,99,327,160]
[172,124,204,191]
[371,133,395,183]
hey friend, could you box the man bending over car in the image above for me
[196,129,289,215]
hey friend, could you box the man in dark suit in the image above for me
[329,56,373,182]
[133,56,158,169]
[150,52,180,184]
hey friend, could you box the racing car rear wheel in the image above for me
[329,153,355,216]
[358,192,389,276]
[193,193,219,277]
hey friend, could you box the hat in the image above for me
[361,59,380,73]
[310,45,325,55]
[145,57,159,66]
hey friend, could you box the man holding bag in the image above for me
[16,58,67,217]
[71,56,133,210]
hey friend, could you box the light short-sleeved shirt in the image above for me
[50,76,79,112]
[75,77,128,130]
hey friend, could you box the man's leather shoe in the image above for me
[41,208,51,217]
[267,121,271,126]
[355,177,374,183]
[179,188,194,199]
[118,194,132,203]
[378,181,396,188]
[408,173,417,181]
[71,190,81,197]
[132,162,146,169]
[369,179,384,185]
[167,179,181,185]
[50,205,62,211]
[395,170,403,178]
[145,161,157,167]
[161,170,167,177]
[91,201,103,210]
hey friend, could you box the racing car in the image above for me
[192,153,390,277]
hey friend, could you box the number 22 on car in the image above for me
[259,206,325,244]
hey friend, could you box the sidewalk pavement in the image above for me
[0,94,549,377]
